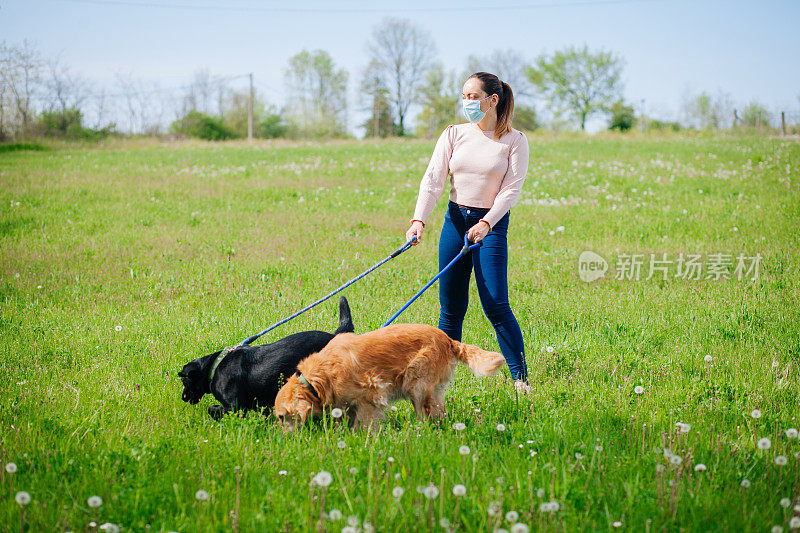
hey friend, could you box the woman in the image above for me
[405,71,529,391]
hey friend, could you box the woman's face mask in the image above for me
[462,95,490,123]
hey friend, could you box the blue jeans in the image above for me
[438,201,527,381]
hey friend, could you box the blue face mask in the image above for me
[462,96,490,123]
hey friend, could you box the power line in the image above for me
[53,0,662,14]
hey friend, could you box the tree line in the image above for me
[2,18,797,142]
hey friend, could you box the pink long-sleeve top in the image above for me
[412,122,529,229]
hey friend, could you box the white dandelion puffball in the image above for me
[506,510,519,522]
[634,386,644,394]
[669,455,683,465]
[341,527,357,533]
[511,524,530,533]
[613,521,622,528]
[452,422,466,431]
[780,498,791,508]
[99,524,119,533]
[392,486,404,499]
[387,457,395,464]
[329,509,342,521]
[337,441,346,449]
[452,484,466,496]
[390,405,397,412]
[15,491,31,505]
[459,445,471,456]
[675,422,691,433]
[775,455,788,466]
[537,488,545,498]
[694,463,707,472]
[741,479,751,488]
[487,501,501,517]
[595,445,603,452]
[773,526,784,533]
[439,518,451,528]
[195,489,209,501]
[314,471,333,487]
[757,437,772,450]
[278,470,287,476]
[347,515,359,527]
[349,467,358,475]
[656,464,665,473]
[5,462,17,474]
[786,428,798,439]
[363,522,375,533]
[703,354,713,363]
[331,408,343,419]
[87,496,103,508]
[789,516,800,529]
[114,325,122,332]
[750,409,762,419]
[423,485,439,499]
[496,423,506,432]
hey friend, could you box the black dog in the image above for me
[178,296,354,420]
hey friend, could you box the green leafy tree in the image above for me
[526,44,624,131]
[740,100,771,129]
[512,105,540,132]
[169,111,235,141]
[360,59,395,138]
[284,49,348,138]
[681,90,733,129]
[415,64,458,139]
[609,101,635,132]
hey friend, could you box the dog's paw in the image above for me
[208,405,226,421]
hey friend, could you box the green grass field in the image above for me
[1,133,799,532]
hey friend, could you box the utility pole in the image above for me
[248,73,254,141]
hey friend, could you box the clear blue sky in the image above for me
[2,0,799,132]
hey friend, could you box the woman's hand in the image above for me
[406,220,425,245]
[467,220,491,243]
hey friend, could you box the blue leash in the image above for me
[239,239,415,346]
[382,234,482,327]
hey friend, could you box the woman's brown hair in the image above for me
[469,72,514,139]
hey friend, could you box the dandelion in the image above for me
[750,409,762,419]
[546,346,554,353]
[439,518,451,528]
[511,524,530,533]
[337,441,346,449]
[195,489,209,501]
[453,422,466,431]
[595,445,603,452]
[341,527,357,533]
[423,485,439,499]
[786,428,798,439]
[669,455,683,465]
[703,354,712,363]
[496,423,506,432]
[758,437,772,450]
[634,386,644,394]
[349,467,358,475]
[390,405,397,412]
[453,484,467,496]
[87,496,103,508]
[99,524,119,533]
[540,501,559,512]
[388,457,395,464]
[392,486,404,499]
[114,325,122,332]
[536,488,545,498]
[780,498,791,508]
[506,510,519,522]
[676,422,691,433]
[5,462,17,474]
[329,509,342,521]
[575,453,584,460]
[487,501,501,517]
[314,471,333,487]
[775,455,788,466]
[459,445,471,456]
[741,479,751,488]
[613,521,623,528]
[347,515,359,526]
[278,470,288,476]
[331,408,343,419]
[656,464,665,473]
[772,526,784,533]
[789,517,800,529]
[363,522,375,533]
[15,491,31,505]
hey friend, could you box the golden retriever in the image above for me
[273,323,505,430]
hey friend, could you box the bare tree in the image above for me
[0,40,44,134]
[465,49,534,99]
[680,89,734,129]
[284,49,348,137]
[366,17,436,136]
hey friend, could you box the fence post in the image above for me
[733,109,738,128]
[781,111,786,136]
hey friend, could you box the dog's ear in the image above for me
[335,296,354,334]
[296,399,313,424]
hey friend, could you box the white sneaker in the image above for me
[513,380,531,394]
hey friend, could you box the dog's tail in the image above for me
[334,296,354,335]
[454,341,505,377]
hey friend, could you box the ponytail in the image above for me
[468,72,515,139]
